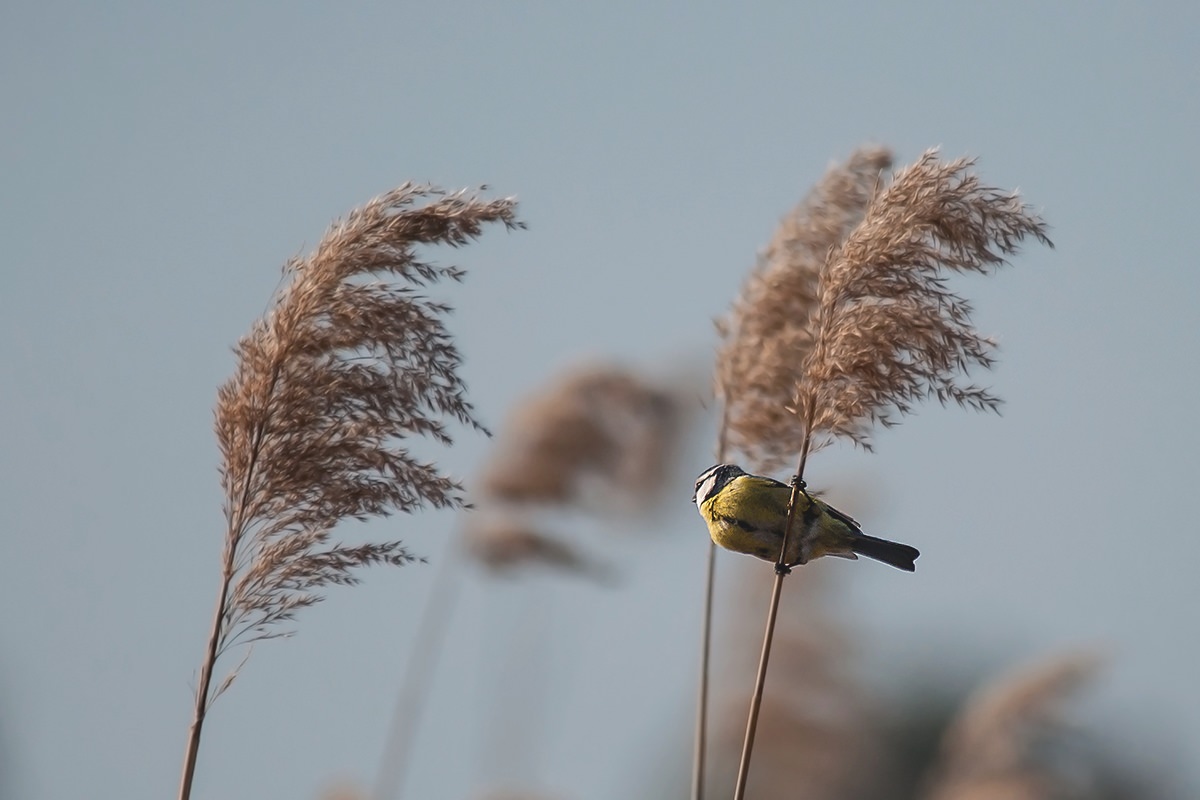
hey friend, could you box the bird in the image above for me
[692,464,919,572]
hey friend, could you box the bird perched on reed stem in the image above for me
[692,464,919,571]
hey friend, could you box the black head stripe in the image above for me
[694,464,722,493]
[694,463,746,504]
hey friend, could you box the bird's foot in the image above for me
[774,562,792,576]
[790,475,812,501]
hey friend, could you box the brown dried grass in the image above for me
[463,359,691,578]
[214,185,519,650]
[374,362,686,798]
[718,148,1053,470]
[179,184,521,800]
[710,148,1052,800]
[462,513,612,582]
[463,363,687,577]
[717,145,893,471]
[922,652,1103,800]
[477,363,684,512]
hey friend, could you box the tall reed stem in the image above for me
[374,546,463,800]
[731,572,785,799]
[179,402,270,800]
[732,423,813,800]
[691,538,717,800]
[177,561,233,800]
[692,413,733,800]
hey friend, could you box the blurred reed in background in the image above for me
[374,361,693,800]
[467,362,690,577]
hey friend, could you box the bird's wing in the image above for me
[817,498,863,532]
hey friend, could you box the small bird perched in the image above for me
[692,464,919,572]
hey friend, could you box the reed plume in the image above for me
[794,151,1053,453]
[922,652,1102,800]
[179,184,521,800]
[479,363,684,513]
[716,145,894,472]
[696,145,895,800]
[711,148,1052,800]
[468,362,686,577]
[463,514,613,581]
[374,362,685,800]
[721,148,1053,467]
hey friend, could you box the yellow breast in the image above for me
[700,498,792,562]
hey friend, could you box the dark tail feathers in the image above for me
[852,534,920,572]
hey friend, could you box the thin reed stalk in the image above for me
[178,549,239,800]
[731,569,786,799]
[732,423,814,799]
[373,546,464,800]
[692,405,733,800]
[691,535,718,800]
[713,557,884,799]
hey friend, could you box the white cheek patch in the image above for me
[695,473,719,506]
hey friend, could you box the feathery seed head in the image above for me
[924,652,1103,800]
[477,363,686,514]
[718,148,1052,468]
[717,146,894,470]
[214,184,522,653]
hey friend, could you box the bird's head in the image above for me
[692,463,746,505]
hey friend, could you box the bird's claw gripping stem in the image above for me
[790,475,812,501]
[776,476,808,575]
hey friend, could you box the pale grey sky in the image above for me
[3,2,1199,799]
